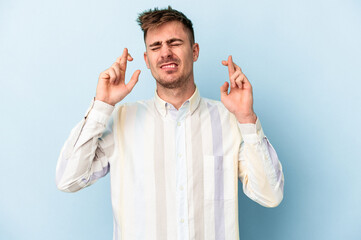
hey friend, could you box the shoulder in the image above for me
[113,98,155,116]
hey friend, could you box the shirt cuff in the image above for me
[84,98,115,125]
[237,117,265,143]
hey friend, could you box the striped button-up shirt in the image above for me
[56,88,284,240]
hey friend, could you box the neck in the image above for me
[156,79,196,110]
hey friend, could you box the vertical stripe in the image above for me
[191,111,205,240]
[154,113,167,240]
[144,103,156,240]
[186,117,195,239]
[175,116,188,239]
[164,120,177,240]
[122,105,137,238]
[134,105,146,239]
[201,101,215,240]
[207,103,226,240]
[224,113,240,240]
[115,105,127,240]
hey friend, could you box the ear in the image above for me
[192,43,200,62]
[144,52,150,69]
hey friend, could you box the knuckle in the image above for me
[112,66,119,74]
[100,71,109,79]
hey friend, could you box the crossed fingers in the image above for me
[222,55,250,89]
[107,48,133,84]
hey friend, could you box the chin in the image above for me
[156,77,185,89]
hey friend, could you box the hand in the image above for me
[220,55,257,124]
[95,48,141,106]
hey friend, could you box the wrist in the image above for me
[95,96,116,106]
[235,112,257,124]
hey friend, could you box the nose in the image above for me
[160,45,173,59]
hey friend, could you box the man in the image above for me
[56,6,284,240]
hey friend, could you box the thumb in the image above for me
[126,70,141,93]
[220,81,229,97]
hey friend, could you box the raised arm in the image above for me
[220,55,284,207]
[95,48,141,105]
[55,48,140,192]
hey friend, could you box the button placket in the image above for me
[175,117,188,239]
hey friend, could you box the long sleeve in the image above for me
[55,99,115,192]
[237,118,284,207]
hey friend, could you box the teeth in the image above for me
[162,64,176,69]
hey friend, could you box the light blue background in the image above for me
[1,0,360,239]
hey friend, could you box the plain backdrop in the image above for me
[1,0,360,239]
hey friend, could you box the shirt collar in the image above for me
[154,87,201,117]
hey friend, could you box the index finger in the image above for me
[227,55,235,78]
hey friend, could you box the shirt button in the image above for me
[178,153,182,158]
[177,122,181,126]
[179,186,184,191]
[180,218,184,223]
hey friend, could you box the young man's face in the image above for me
[144,21,199,89]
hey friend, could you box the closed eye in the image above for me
[170,43,181,47]
[167,38,183,46]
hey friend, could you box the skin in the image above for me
[95,48,140,106]
[220,56,257,123]
[95,21,257,123]
[143,21,199,109]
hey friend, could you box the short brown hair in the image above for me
[137,6,195,44]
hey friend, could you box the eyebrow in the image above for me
[148,38,184,48]
[166,38,184,44]
[149,41,162,48]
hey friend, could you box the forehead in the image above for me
[145,21,190,45]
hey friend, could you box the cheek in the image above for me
[148,56,156,69]
[146,51,156,64]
